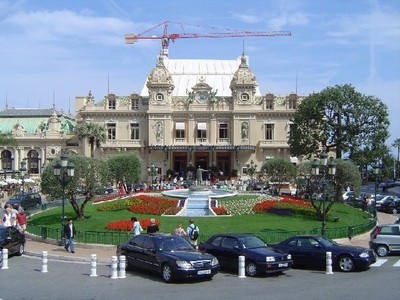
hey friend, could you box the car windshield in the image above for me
[314,236,337,247]
[238,236,266,249]
[156,236,194,251]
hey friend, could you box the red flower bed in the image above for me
[127,195,179,215]
[253,196,314,216]
[212,206,229,215]
[93,194,120,203]
[105,218,161,231]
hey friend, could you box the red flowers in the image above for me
[105,218,161,231]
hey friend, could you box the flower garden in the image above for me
[93,193,318,232]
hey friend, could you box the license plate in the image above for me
[197,269,211,275]
[278,263,288,268]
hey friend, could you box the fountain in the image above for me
[162,185,237,216]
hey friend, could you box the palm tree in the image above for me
[75,122,107,158]
[392,138,400,178]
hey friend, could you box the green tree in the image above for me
[107,153,143,188]
[75,122,107,158]
[0,131,17,146]
[296,159,361,222]
[41,155,109,219]
[392,138,400,178]
[260,158,296,194]
[289,84,390,160]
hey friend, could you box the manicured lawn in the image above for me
[28,193,373,242]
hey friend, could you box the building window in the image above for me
[131,98,139,110]
[130,123,139,140]
[197,122,207,139]
[107,123,116,140]
[288,123,296,140]
[156,93,164,101]
[1,150,12,170]
[108,98,116,110]
[264,124,274,140]
[241,93,249,102]
[288,96,297,109]
[219,123,228,139]
[175,122,185,139]
[265,99,274,109]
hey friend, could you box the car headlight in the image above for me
[176,260,192,269]
[211,257,219,266]
[287,254,292,260]
[266,256,276,262]
[359,252,370,258]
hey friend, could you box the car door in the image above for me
[293,237,325,267]
[124,235,146,268]
[4,227,19,254]
[140,236,160,272]
[218,237,241,269]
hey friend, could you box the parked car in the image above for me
[378,199,400,214]
[5,192,42,210]
[198,233,293,277]
[0,225,26,263]
[116,234,219,283]
[342,191,355,201]
[369,224,400,257]
[271,235,376,272]
[376,196,398,211]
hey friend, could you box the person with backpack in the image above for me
[186,219,199,247]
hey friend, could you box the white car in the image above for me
[342,191,355,201]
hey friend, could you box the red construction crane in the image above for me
[125,21,291,57]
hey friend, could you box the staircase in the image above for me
[184,191,213,216]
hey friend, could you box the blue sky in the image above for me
[0,0,399,150]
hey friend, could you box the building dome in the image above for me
[147,56,174,85]
[230,54,257,86]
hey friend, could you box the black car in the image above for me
[379,199,400,214]
[116,234,220,283]
[6,192,42,210]
[0,225,26,263]
[198,233,293,277]
[271,235,376,272]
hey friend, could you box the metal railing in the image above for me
[27,219,376,246]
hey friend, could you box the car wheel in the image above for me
[338,255,355,272]
[376,245,389,257]
[162,263,174,283]
[245,261,258,277]
[16,243,25,256]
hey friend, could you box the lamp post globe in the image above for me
[53,153,75,245]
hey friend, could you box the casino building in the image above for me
[75,53,303,181]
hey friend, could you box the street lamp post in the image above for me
[373,161,380,219]
[148,162,157,188]
[53,153,75,244]
[20,160,27,194]
[311,152,336,237]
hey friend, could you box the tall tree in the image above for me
[107,153,143,188]
[41,155,109,219]
[288,84,390,161]
[392,138,400,178]
[260,158,296,194]
[75,122,107,158]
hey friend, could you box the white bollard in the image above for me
[326,251,333,274]
[118,255,126,279]
[238,255,246,278]
[90,254,97,277]
[41,251,48,273]
[110,256,118,279]
[1,248,9,270]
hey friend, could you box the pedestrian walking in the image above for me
[63,219,76,253]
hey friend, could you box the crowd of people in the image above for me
[1,203,27,233]
[129,216,200,247]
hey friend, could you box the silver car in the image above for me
[369,224,400,257]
